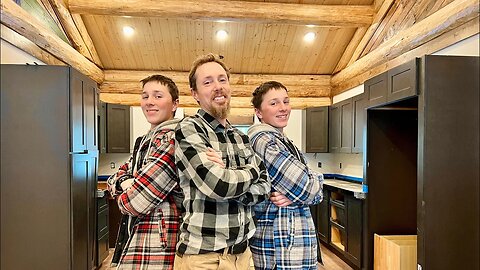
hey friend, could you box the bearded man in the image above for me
[173,53,271,270]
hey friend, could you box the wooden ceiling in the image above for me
[1,0,479,117]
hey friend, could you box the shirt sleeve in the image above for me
[233,153,271,206]
[116,130,179,216]
[251,132,323,205]
[106,158,132,195]
[175,119,269,200]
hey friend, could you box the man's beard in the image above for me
[209,101,230,120]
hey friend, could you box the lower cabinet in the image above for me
[314,186,363,269]
[97,193,110,267]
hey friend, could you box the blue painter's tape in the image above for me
[98,175,110,181]
[323,173,363,183]
[362,184,368,193]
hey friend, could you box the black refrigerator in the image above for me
[1,65,99,270]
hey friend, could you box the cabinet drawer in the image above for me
[97,232,110,265]
[98,207,109,236]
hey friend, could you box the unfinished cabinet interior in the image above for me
[312,186,363,269]
[305,106,329,153]
[364,55,479,270]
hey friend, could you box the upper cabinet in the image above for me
[70,69,98,153]
[329,93,367,154]
[98,102,131,153]
[329,99,352,153]
[365,58,419,108]
[351,93,367,153]
[305,106,329,153]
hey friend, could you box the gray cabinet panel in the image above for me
[0,65,98,270]
[106,103,131,153]
[306,106,329,153]
[352,93,367,153]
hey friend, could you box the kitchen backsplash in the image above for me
[304,152,363,178]
[98,153,132,176]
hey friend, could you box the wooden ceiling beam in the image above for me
[104,70,331,86]
[0,0,104,83]
[100,81,330,98]
[99,93,330,109]
[101,70,331,98]
[331,0,479,92]
[1,24,64,65]
[68,0,373,27]
[331,17,479,95]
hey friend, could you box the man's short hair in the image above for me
[188,53,231,91]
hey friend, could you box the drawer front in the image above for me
[97,207,109,236]
[97,232,110,265]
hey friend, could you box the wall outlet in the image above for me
[317,162,322,168]
[110,162,116,169]
[339,162,342,169]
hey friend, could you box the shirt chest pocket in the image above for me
[229,145,254,168]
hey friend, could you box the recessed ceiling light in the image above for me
[304,32,316,42]
[216,20,229,23]
[216,30,228,40]
[123,26,135,37]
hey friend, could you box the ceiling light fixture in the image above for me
[123,26,135,37]
[216,30,228,40]
[216,20,229,23]
[304,32,316,42]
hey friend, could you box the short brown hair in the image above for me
[251,81,288,109]
[188,53,231,91]
[140,74,179,101]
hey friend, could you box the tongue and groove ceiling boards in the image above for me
[1,0,478,117]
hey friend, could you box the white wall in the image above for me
[1,39,45,64]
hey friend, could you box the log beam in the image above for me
[104,70,331,86]
[331,0,479,91]
[68,0,373,27]
[1,24,64,65]
[331,17,479,95]
[99,93,331,109]
[0,0,104,83]
[100,81,330,98]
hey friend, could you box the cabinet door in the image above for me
[305,107,329,153]
[318,190,329,243]
[339,100,352,153]
[70,69,98,153]
[72,154,97,270]
[346,195,362,268]
[329,105,340,152]
[106,104,131,153]
[98,102,107,153]
[365,72,387,108]
[387,58,418,102]
[84,80,98,151]
[70,71,87,153]
[352,93,367,153]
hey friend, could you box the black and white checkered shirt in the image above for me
[175,109,271,255]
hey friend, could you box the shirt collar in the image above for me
[197,109,233,133]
